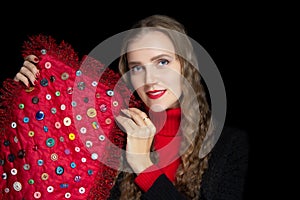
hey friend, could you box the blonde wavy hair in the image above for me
[117,14,211,199]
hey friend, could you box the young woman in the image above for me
[13,15,248,200]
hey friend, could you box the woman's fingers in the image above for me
[23,60,39,78]
[14,55,40,86]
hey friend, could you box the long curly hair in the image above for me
[117,15,211,199]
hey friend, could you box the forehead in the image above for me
[127,31,175,53]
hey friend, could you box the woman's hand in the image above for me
[14,55,40,87]
[116,107,156,174]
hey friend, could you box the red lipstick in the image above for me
[146,90,166,99]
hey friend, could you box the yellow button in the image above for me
[87,108,97,118]
[69,133,75,140]
[41,173,49,180]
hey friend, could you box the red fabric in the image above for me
[135,108,182,191]
[0,35,139,200]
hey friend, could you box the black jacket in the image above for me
[108,126,249,200]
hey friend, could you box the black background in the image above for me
[1,3,259,199]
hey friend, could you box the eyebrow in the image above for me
[128,54,173,67]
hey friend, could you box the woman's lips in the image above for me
[146,90,166,99]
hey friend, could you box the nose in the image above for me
[144,66,157,85]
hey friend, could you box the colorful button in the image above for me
[79,187,85,194]
[67,87,73,94]
[63,117,71,126]
[99,135,105,141]
[3,140,10,146]
[77,81,86,90]
[76,115,82,121]
[68,133,75,140]
[13,181,22,191]
[60,183,69,188]
[28,179,34,184]
[46,138,55,147]
[33,191,41,199]
[2,173,7,179]
[11,122,17,128]
[17,149,26,158]
[85,141,92,148]
[95,93,100,98]
[23,164,30,170]
[92,121,99,129]
[83,97,89,103]
[8,154,15,162]
[11,168,17,175]
[35,111,45,120]
[87,108,97,118]
[41,173,49,180]
[74,175,81,182]
[40,78,48,87]
[51,107,57,114]
[61,72,69,80]
[46,94,51,100]
[100,104,107,112]
[23,117,29,123]
[55,122,61,129]
[55,166,64,175]
[106,89,114,96]
[41,49,47,54]
[51,153,58,161]
[50,75,55,82]
[71,101,77,107]
[80,127,86,134]
[81,157,86,163]
[59,136,64,142]
[65,192,71,198]
[18,103,24,109]
[47,186,54,193]
[32,97,39,104]
[113,101,119,107]
[64,149,70,155]
[91,81,98,87]
[25,86,35,92]
[75,147,80,152]
[76,70,82,76]
[37,159,44,166]
[43,126,49,132]
[55,91,61,96]
[44,61,51,69]
[91,153,98,160]
[29,131,34,137]
[60,104,66,110]
[105,118,112,124]
[87,169,93,175]
[70,162,76,168]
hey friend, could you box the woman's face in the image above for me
[127,31,182,112]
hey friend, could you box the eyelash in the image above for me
[130,59,170,72]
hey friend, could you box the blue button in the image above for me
[35,111,45,120]
[56,166,64,175]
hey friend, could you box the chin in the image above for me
[148,104,167,112]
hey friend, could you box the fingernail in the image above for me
[34,57,39,62]
[34,80,38,86]
[35,72,40,79]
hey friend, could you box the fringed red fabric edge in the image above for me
[21,34,79,70]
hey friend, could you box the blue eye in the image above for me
[158,59,169,67]
[131,66,143,72]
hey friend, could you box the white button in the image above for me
[11,168,17,175]
[91,153,98,160]
[13,181,22,191]
[47,186,54,193]
[65,192,71,198]
[79,187,85,194]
